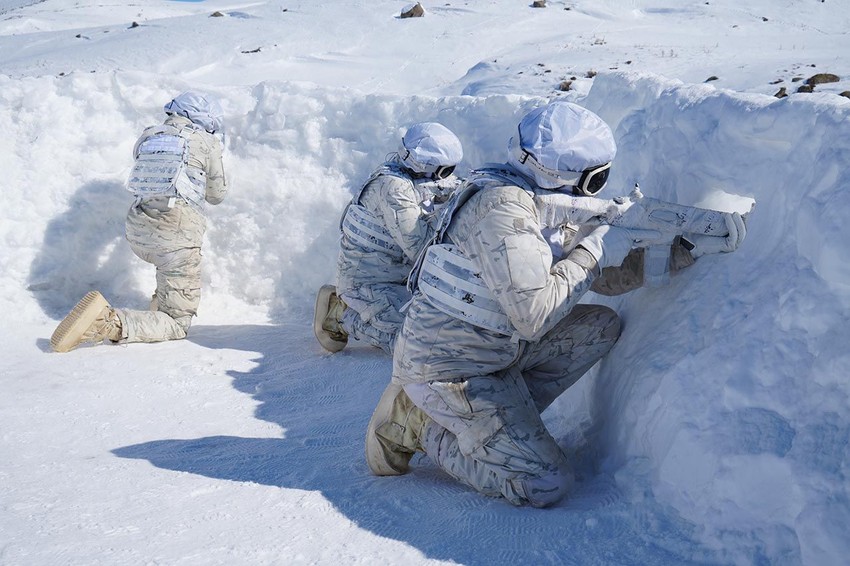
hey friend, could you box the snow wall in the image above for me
[584,73,850,563]
[2,70,848,563]
[1,71,544,322]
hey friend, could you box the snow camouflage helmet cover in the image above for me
[508,101,616,190]
[398,122,463,174]
[163,91,224,134]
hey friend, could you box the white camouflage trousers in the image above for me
[404,304,621,507]
[340,282,410,355]
[118,200,204,343]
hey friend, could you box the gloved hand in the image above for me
[575,225,635,269]
[685,212,747,258]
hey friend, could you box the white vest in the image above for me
[339,162,410,257]
[126,124,206,208]
[417,244,514,335]
[409,166,536,336]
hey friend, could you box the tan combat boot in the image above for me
[313,285,348,353]
[365,382,431,476]
[51,291,122,353]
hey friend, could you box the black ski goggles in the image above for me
[572,162,611,196]
[433,164,456,180]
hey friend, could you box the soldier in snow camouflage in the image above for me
[365,101,747,507]
[313,122,464,355]
[50,91,227,352]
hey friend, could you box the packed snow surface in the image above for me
[1,1,848,564]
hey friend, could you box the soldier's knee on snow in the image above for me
[173,314,193,334]
[598,305,622,342]
[514,467,575,508]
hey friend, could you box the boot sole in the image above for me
[313,284,347,353]
[365,381,408,476]
[50,291,109,353]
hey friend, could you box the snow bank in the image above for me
[3,67,848,563]
[578,72,850,563]
[1,71,542,324]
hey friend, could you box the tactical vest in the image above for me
[338,162,411,259]
[408,165,535,336]
[126,124,206,208]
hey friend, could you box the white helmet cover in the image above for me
[164,91,224,134]
[398,122,463,175]
[507,101,616,190]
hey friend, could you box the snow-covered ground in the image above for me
[2,1,848,564]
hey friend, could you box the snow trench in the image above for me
[2,69,848,563]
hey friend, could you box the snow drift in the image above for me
[2,68,848,563]
[583,72,850,563]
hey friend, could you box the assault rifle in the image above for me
[536,184,747,242]
[536,184,753,285]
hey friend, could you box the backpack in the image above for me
[126,125,205,207]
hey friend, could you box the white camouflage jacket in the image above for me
[336,163,459,295]
[393,173,692,384]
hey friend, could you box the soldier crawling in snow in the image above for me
[313,122,464,355]
[365,101,747,507]
[51,91,227,352]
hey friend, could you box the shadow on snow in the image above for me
[28,179,148,318]
[110,320,722,565]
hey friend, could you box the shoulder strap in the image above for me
[351,160,411,205]
[339,159,412,231]
[407,180,481,293]
[407,165,537,293]
[466,164,536,193]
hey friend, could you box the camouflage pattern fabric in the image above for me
[394,182,604,383]
[116,115,226,343]
[405,304,621,507]
[340,282,409,355]
[392,176,629,506]
[337,168,456,352]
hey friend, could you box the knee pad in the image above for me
[514,465,575,508]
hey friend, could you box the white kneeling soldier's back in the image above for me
[313,121,464,354]
[51,91,227,353]
[128,91,227,211]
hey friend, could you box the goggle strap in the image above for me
[516,137,611,194]
[400,145,455,178]
[521,148,582,186]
